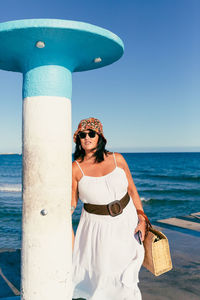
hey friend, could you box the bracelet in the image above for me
[137,210,150,237]
[136,209,152,227]
[137,209,146,219]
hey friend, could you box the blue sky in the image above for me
[0,0,200,153]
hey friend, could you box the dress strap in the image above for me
[75,160,84,176]
[113,152,117,167]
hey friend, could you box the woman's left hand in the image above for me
[134,218,146,242]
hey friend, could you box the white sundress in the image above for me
[72,153,145,300]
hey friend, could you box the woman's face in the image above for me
[79,130,99,152]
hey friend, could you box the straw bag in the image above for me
[137,210,173,276]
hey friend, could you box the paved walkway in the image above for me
[139,224,200,300]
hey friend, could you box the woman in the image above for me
[71,117,147,300]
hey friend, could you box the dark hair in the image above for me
[74,131,109,163]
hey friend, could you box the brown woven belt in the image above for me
[84,192,130,217]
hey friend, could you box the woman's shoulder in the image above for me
[72,160,78,171]
[72,160,78,167]
[72,160,84,182]
[106,151,123,158]
[113,152,125,161]
[72,160,81,174]
[113,152,127,167]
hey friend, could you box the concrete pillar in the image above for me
[21,65,72,299]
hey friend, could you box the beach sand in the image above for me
[0,225,199,300]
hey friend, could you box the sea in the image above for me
[0,152,199,249]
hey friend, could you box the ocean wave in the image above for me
[0,185,22,192]
[141,197,151,202]
[0,210,22,219]
[140,173,200,182]
[0,173,21,178]
[141,188,200,195]
[142,198,193,205]
[140,197,188,203]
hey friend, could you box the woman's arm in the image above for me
[115,153,146,241]
[71,161,79,249]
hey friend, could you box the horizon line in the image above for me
[1,150,200,155]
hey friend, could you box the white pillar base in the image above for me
[21,96,72,299]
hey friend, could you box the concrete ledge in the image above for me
[157,217,200,231]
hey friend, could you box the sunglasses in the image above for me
[79,131,97,139]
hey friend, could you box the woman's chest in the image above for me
[78,168,128,204]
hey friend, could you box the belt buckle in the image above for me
[107,200,123,217]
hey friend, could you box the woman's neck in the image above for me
[84,151,95,161]
[84,149,101,162]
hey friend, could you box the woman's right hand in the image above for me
[134,218,146,242]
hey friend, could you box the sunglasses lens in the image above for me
[79,131,96,139]
[79,132,86,139]
[88,131,96,138]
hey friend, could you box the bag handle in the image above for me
[136,209,152,228]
